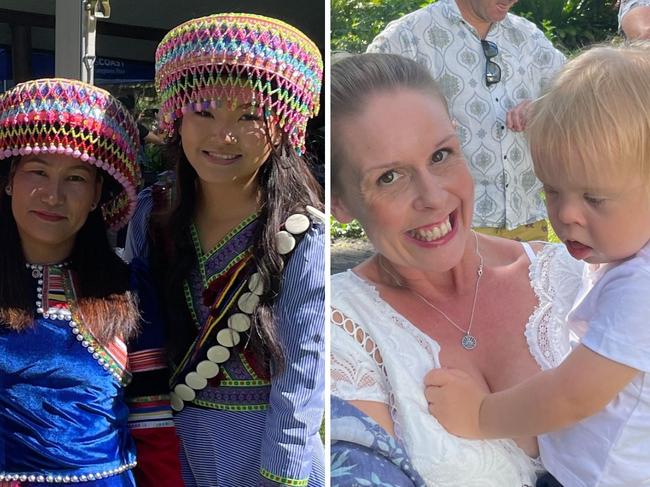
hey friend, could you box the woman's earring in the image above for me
[4,185,12,196]
[90,203,97,210]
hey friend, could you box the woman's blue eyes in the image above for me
[432,149,450,163]
[378,171,399,185]
[376,149,451,186]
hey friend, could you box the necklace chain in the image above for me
[379,231,484,350]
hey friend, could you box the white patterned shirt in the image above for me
[367,0,566,229]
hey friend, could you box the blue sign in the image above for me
[0,46,154,84]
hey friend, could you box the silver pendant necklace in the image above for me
[379,231,484,351]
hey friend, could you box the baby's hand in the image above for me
[424,367,487,439]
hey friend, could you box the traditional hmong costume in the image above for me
[124,13,325,487]
[0,79,182,486]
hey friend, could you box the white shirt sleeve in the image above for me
[574,265,650,373]
[330,311,389,404]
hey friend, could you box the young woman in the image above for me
[125,13,325,487]
[0,78,182,486]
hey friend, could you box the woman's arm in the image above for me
[331,396,425,487]
[125,257,184,487]
[349,400,395,437]
[123,187,153,263]
[258,225,325,486]
[331,304,394,436]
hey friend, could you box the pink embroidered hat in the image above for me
[0,78,142,230]
[155,13,323,155]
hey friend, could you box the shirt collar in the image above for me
[441,0,513,39]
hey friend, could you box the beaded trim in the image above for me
[220,379,270,387]
[192,399,270,412]
[260,468,308,486]
[26,263,131,385]
[0,78,142,230]
[169,211,317,411]
[155,13,323,155]
[0,461,137,483]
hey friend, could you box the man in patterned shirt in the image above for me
[367,0,566,241]
[619,0,650,39]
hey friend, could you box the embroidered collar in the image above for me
[25,263,131,386]
[169,210,317,411]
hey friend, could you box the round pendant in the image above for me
[461,334,477,350]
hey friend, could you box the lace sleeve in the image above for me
[331,308,389,404]
[525,244,584,370]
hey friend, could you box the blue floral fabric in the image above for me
[331,396,425,487]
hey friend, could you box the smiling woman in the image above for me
[123,12,325,487]
[0,78,183,486]
[329,53,586,487]
[9,154,102,264]
[177,100,278,186]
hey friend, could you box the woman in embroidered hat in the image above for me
[0,78,183,486]
[123,12,325,487]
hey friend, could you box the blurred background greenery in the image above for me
[332,0,619,54]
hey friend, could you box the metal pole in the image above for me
[55,0,83,80]
[55,0,110,84]
[81,0,97,84]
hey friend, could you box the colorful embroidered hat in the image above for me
[155,13,323,155]
[0,78,142,230]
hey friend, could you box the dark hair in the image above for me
[117,94,136,112]
[0,158,138,343]
[331,53,448,194]
[151,125,323,371]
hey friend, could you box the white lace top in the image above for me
[331,243,584,487]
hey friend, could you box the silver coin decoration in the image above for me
[228,313,251,332]
[185,371,208,390]
[276,230,296,255]
[238,292,259,314]
[207,345,230,363]
[285,213,310,234]
[170,211,316,410]
[196,360,220,379]
[217,328,241,347]
[170,392,184,412]
[174,383,196,402]
[248,272,264,295]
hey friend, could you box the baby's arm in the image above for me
[425,344,638,439]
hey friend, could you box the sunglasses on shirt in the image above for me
[481,40,501,87]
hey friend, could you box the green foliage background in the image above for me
[332,0,619,55]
